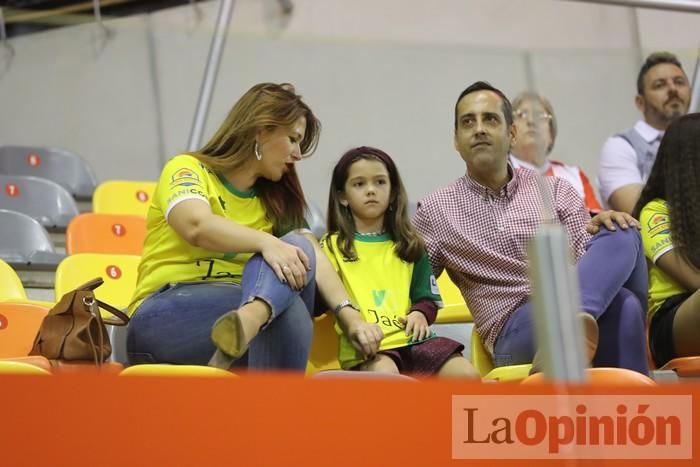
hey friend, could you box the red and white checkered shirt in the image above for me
[413,165,592,352]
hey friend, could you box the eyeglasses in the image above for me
[513,109,552,123]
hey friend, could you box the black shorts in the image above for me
[649,293,691,368]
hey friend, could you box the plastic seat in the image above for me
[0,209,65,267]
[312,371,417,381]
[306,312,341,375]
[305,312,418,379]
[659,357,700,377]
[0,302,50,358]
[54,253,140,312]
[521,367,657,386]
[0,175,79,229]
[92,180,156,217]
[0,259,27,301]
[120,364,237,378]
[435,272,473,323]
[471,326,532,382]
[645,321,700,377]
[0,360,51,375]
[66,213,146,255]
[0,145,98,200]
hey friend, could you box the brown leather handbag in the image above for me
[30,278,130,365]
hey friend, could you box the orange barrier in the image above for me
[1,372,698,466]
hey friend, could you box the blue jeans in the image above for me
[493,226,649,374]
[127,233,316,370]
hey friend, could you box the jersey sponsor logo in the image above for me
[647,213,670,238]
[372,289,386,307]
[650,237,672,255]
[166,187,207,205]
[170,167,202,188]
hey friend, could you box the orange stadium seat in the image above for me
[66,213,146,255]
[521,367,657,386]
[0,302,49,359]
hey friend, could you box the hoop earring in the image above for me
[254,142,262,161]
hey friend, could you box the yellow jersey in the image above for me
[640,198,687,319]
[128,154,272,315]
[321,232,441,369]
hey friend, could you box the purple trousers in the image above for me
[493,226,649,374]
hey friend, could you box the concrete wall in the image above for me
[1,0,698,207]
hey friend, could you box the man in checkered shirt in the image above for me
[413,81,649,374]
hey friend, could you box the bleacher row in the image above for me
[0,145,480,379]
[0,145,697,382]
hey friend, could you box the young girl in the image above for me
[634,113,700,368]
[321,146,479,377]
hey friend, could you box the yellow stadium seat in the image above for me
[0,259,27,301]
[471,326,531,382]
[0,360,51,375]
[120,364,238,378]
[0,259,53,307]
[92,180,156,217]
[435,272,473,323]
[66,213,146,255]
[54,253,140,313]
[306,313,341,375]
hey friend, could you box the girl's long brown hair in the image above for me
[633,113,700,269]
[326,146,424,263]
[190,83,321,234]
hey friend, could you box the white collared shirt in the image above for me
[598,120,663,206]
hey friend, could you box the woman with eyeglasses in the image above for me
[126,83,382,370]
[510,92,602,214]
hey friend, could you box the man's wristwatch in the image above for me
[333,299,360,316]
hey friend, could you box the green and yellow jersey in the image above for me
[640,198,687,320]
[320,232,441,369]
[128,154,272,315]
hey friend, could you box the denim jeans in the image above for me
[127,233,316,370]
[493,226,649,374]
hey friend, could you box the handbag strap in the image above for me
[71,277,130,326]
[96,298,130,326]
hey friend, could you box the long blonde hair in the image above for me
[191,83,321,234]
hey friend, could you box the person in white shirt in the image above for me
[598,52,690,214]
[510,91,602,214]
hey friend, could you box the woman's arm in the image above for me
[656,249,700,292]
[169,199,274,253]
[168,199,309,288]
[303,233,383,357]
